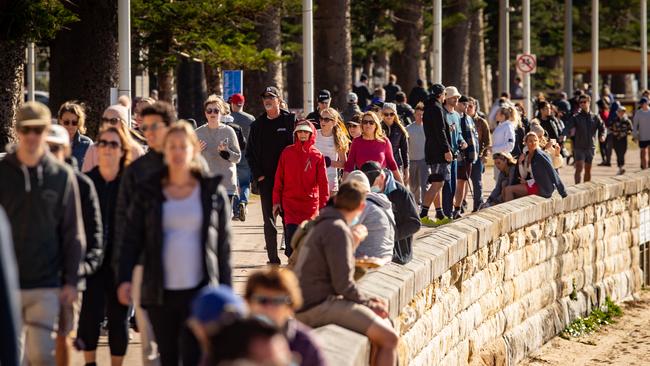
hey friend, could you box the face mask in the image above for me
[350,214,361,226]
[370,186,382,193]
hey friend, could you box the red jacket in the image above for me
[273,121,329,225]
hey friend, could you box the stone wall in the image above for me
[313,171,649,366]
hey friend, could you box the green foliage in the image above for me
[350,0,402,68]
[560,297,623,339]
[0,0,77,43]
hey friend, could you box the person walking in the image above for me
[633,97,650,169]
[467,97,491,211]
[247,86,297,265]
[610,106,633,175]
[305,90,332,129]
[117,123,233,366]
[408,79,428,108]
[57,101,92,167]
[341,92,362,123]
[293,181,399,366]
[314,108,350,196]
[381,103,410,183]
[196,95,241,207]
[383,74,402,103]
[0,102,85,366]
[353,74,373,110]
[228,93,255,221]
[343,112,403,183]
[395,92,415,125]
[564,94,606,183]
[420,84,454,227]
[405,102,428,207]
[113,101,178,366]
[78,127,134,366]
[346,114,363,139]
[273,120,329,258]
[44,125,103,366]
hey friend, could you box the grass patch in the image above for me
[560,297,623,339]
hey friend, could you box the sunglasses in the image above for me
[48,143,63,153]
[205,108,220,115]
[97,139,121,149]
[140,122,161,133]
[347,124,360,129]
[361,120,375,125]
[320,117,335,122]
[251,295,291,306]
[101,117,121,125]
[262,95,277,100]
[383,112,395,117]
[19,126,46,135]
[61,119,79,127]
[579,100,589,104]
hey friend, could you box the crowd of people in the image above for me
[2,74,650,366]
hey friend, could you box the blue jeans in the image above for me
[442,159,457,217]
[233,165,251,214]
[470,159,484,211]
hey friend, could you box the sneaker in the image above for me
[238,203,247,221]
[435,216,453,226]
[618,168,626,175]
[421,216,438,227]
[452,210,462,219]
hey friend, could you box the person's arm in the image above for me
[117,192,146,285]
[112,167,134,273]
[272,152,285,207]
[317,156,330,209]
[323,226,368,304]
[399,131,409,169]
[246,122,263,180]
[218,128,241,164]
[79,176,104,277]
[81,144,97,173]
[343,140,358,173]
[383,139,399,172]
[563,116,575,137]
[596,114,606,141]
[215,186,232,286]
[547,159,568,198]
[60,172,86,288]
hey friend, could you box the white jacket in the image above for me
[492,120,516,154]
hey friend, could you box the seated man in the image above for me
[360,161,420,265]
[293,181,399,366]
[344,171,395,265]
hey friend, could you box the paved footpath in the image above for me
[73,149,643,365]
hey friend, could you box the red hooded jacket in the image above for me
[273,121,329,225]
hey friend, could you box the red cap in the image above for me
[228,93,245,105]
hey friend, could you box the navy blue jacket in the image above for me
[530,149,567,199]
[71,131,92,168]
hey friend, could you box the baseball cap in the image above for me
[458,95,470,103]
[430,83,446,97]
[444,86,461,98]
[347,92,358,103]
[16,101,52,128]
[360,161,384,186]
[294,121,313,134]
[104,105,129,124]
[47,124,70,146]
[641,97,649,105]
[343,170,370,192]
[228,93,245,105]
[382,102,397,112]
[190,285,246,327]
[318,89,331,103]
[260,86,280,98]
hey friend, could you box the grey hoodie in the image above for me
[355,192,395,260]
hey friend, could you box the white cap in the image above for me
[444,86,461,98]
[347,92,358,103]
[344,170,370,192]
[47,124,70,146]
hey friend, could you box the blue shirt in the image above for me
[443,108,466,154]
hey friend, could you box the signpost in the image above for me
[516,54,537,74]
[223,70,243,100]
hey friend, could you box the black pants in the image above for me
[260,178,282,263]
[284,223,299,258]
[77,266,129,355]
[613,137,628,167]
[146,288,201,366]
[600,135,612,163]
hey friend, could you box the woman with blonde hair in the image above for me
[315,107,350,194]
[343,111,403,183]
[58,101,93,167]
[117,122,232,366]
[380,103,410,183]
[529,122,563,169]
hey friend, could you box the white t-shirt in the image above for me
[314,130,339,192]
[162,185,204,290]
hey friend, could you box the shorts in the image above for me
[456,161,473,181]
[640,140,650,148]
[427,162,451,183]
[526,182,540,195]
[573,147,595,164]
[296,296,378,335]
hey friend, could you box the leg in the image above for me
[574,160,584,184]
[21,288,60,366]
[178,290,201,366]
[471,159,484,211]
[408,162,420,205]
[365,319,399,366]
[147,304,181,366]
[260,179,280,263]
[283,223,299,257]
[584,163,592,182]
[105,271,129,362]
[454,180,467,208]
[78,274,104,363]
[132,265,160,366]
[641,147,649,169]
[504,184,528,202]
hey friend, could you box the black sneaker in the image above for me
[238,202,247,221]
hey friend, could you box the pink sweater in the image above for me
[344,137,398,172]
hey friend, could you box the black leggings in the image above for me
[77,266,129,355]
[146,287,201,366]
[613,137,628,167]
[260,178,282,263]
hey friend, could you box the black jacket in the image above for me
[118,171,232,307]
[305,110,322,130]
[408,86,428,108]
[87,167,123,274]
[384,172,420,264]
[564,111,605,150]
[353,83,372,110]
[384,83,402,103]
[423,97,452,164]
[396,103,415,126]
[0,151,85,289]
[382,122,409,168]
[74,169,103,279]
[0,206,20,366]
[113,150,165,273]
[247,109,296,181]
[536,116,563,141]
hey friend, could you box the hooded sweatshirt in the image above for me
[356,192,395,261]
[273,121,329,225]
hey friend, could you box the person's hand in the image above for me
[272,204,282,218]
[258,176,265,182]
[444,151,453,162]
[199,140,207,152]
[351,224,368,248]
[367,298,389,318]
[218,140,227,151]
[460,141,468,150]
[117,282,132,306]
[599,135,606,143]
[60,285,78,305]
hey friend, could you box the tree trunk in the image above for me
[156,66,174,104]
[0,40,24,151]
[204,64,221,96]
[468,6,489,112]
[314,0,352,109]
[49,0,118,139]
[442,0,471,92]
[176,56,207,123]
[245,5,283,117]
[390,1,424,95]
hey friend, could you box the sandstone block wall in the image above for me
[313,171,649,366]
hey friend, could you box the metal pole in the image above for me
[27,43,35,102]
[433,0,442,84]
[118,0,131,126]
[302,0,314,113]
[499,0,510,96]
[642,0,648,91]
[591,0,599,111]
[523,0,531,117]
[564,0,573,95]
